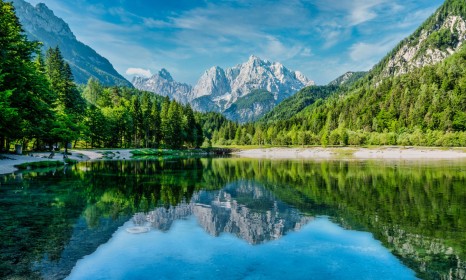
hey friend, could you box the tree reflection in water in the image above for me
[0,158,465,279]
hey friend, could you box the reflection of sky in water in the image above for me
[67,217,416,280]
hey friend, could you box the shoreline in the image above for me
[0,149,132,175]
[2,147,466,175]
[232,147,466,160]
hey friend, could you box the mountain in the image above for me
[373,0,466,79]
[11,0,132,87]
[259,85,340,124]
[328,71,367,87]
[223,89,276,123]
[246,0,466,147]
[132,69,193,103]
[132,56,314,122]
[191,55,314,112]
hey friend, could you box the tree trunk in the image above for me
[64,142,68,159]
[5,138,11,153]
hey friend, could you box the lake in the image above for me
[1,157,465,279]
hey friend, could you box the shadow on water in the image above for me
[0,158,465,279]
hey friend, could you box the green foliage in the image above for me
[14,160,63,170]
[260,85,339,124]
[209,44,466,147]
[328,71,367,87]
[232,89,274,108]
[223,89,275,123]
[0,0,54,149]
[0,3,206,151]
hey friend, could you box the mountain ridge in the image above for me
[133,55,314,122]
[12,0,132,87]
[372,0,466,81]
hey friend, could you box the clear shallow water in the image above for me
[1,158,465,279]
[67,217,415,280]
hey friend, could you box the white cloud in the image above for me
[348,0,389,26]
[126,68,152,77]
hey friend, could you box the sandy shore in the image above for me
[0,149,135,175]
[233,147,466,160]
[2,147,466,175]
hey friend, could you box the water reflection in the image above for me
[132,180,312,244]
[0,158,465,279]
[67,217,417,280]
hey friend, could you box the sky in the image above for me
[27,0,444,85]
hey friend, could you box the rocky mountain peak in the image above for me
[248,55,262,63]
[158,68,173,81]
[132,69,193,103]
[12,0,75,40]
[374,0,466,80]
[12,0,131,86]
[133,56,314,122]
[294,71,314,86]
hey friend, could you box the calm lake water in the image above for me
[0,157,465,279]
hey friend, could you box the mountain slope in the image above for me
[293,44,466,145]
[223,90,276,123]
[210,0,466,147]
[132,69,192,103]
[12,0,132,87]
[372,0,466,80]
[191,55,314,112]
[328,71,367,87]
[260,85,340,124]
[133,56,314,122]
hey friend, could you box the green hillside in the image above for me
[223,89,276,123]
[207,0,466,147]
[260,85,339,124]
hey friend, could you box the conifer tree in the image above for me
[0,0,54,150]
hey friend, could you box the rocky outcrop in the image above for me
[132,69,193,103]
[11,0,131,86]
[379,14,466,78]
[328,71,367,87]
[132,56,314,121]
[191,55,314,112]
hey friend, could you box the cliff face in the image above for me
[132,69,193,104]
[132,56,314,122]
[373,0,466,80]
[12,0,132,86]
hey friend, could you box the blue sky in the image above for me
[27,0,444,85]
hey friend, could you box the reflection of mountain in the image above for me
[3,159,465,279]
[135,180,312,244]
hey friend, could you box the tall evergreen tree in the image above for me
[130,95,143,147]
[166,101,183,149]
[150,101,161,147]
[0,0,54,150]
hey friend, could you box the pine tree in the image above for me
[166,101,183,149]
[0,1,54,150]
[130,95,143,147]
[160,96,171,146]
[140,93,152,148]
[150,100,161,147]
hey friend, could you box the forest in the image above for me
[208,45,466,147]
[0,1,206,151]
[2,0,466,151]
